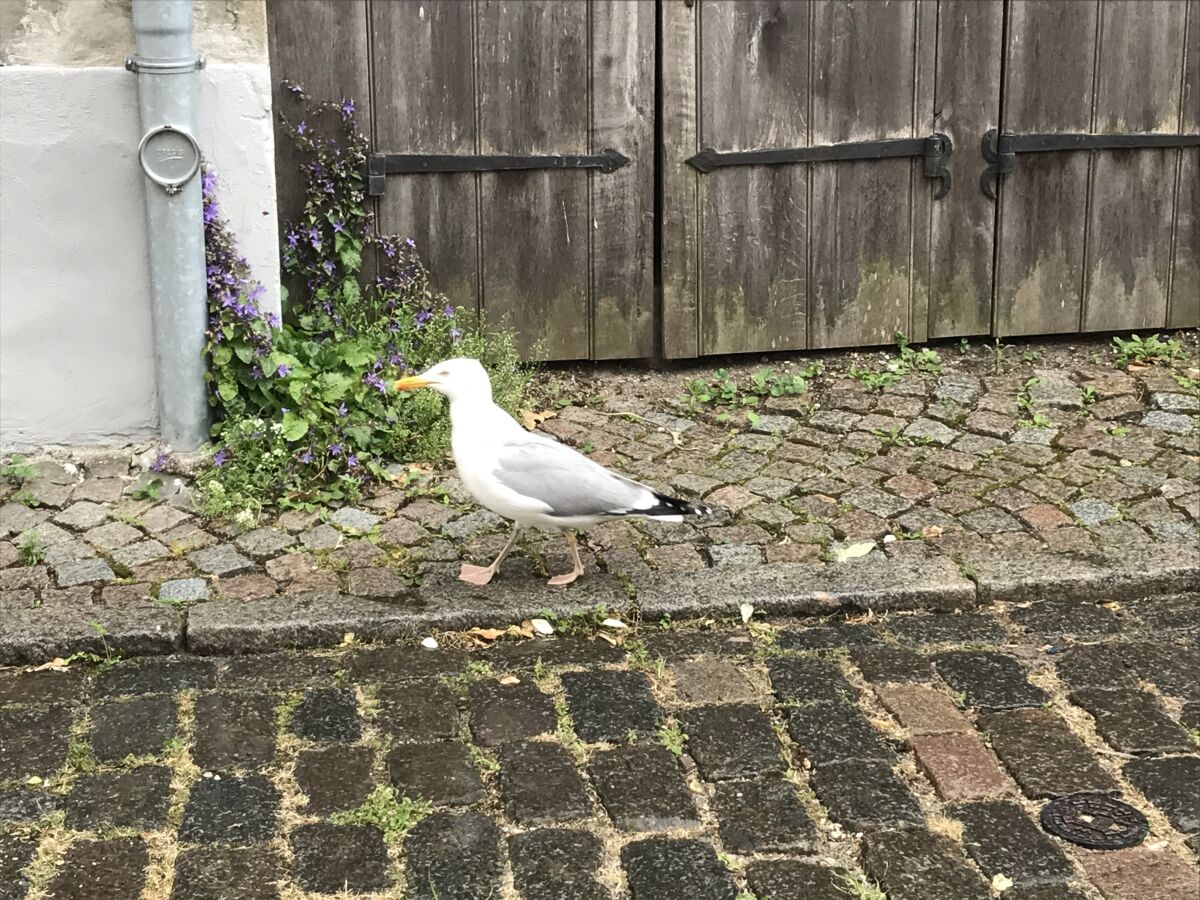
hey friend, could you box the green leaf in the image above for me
[212,345,232,367]
[234,343,256,364]
[218,380,239,403]
[282,412,309,441]
[319,372,355,402]
[340,278,361,306]
[339,244,362,272]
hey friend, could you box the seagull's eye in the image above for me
[438,371,450,378]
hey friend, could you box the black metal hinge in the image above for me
[685,133,954,199]
[365,148,629,196]
[980,128,1200,199]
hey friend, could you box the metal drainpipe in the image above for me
[127,0,210,450]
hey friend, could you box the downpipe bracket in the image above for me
[125,54,207,74]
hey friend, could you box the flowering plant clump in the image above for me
[198,83,525,517]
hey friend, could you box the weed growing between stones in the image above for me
[837,868,888,900]
[15,531,44,566]
[657,719,687,756]
[849,332,943,391]
[330,784,431,846]
[197,81,528,523]
[1111,333,1183,367]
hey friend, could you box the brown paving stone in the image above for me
[765,542,822,564]
[1077,847,1199,900]
[885,473,938,500]
[215,574,278,601]
[909,732,1014,801]
[875,684,971,734]
[1019,503,1074,530]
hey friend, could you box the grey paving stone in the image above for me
[290,823,390,893]
[294,745,375,817]
[561,670,662,743]
[64,767,172,830]
[189,544,255,577]
[387,742,484,806]
[329,507,382,532]
[787,700,896,766]
[96,655,216,696]
[0,667,88,705]
[171,846,283,900]
[682,704,784,780]
[671,657,757,704]
[89,695,176,762]
[978,708,1118,798]
[1009,599,1124,637]
[862,829,990,900]
[234,527,296,559]
[775,622,880,651]
[0,834,36,900]
[404,811,502,900]
[953,800,1074,886]
[850,644,934,683]
[53,501,110,531]
[589,745,698,832]
[933,652,1049,710]
[1124,756,1199,834]
[442,508,507,541]
[53,557,114,586]
[621,837,738,900]
[159,577,209,603]
[192,693,277,772]
[843,485,913,518]
[961,506,1024,534]
[768,656,856,706]
[0,706,71,780]
[707,543,763,567]
[0,788,56,824]
[1054,644,1139,691]
[1069,688,1193,754]
[1122,641,1200,699]
[711,777,818,854]
[904,417,959,445]
[45,837,149,900]
[1070,497,1121,525]
[1142,410,1195,433]
[375,681,460,743]
[111,539,171,568]
[509,829,609,900]
[1028,372,1081,410]
[468,679,556,747]
[179,774,279,845]
[292,687,360,743]
[0,503,50,539]
[499,740,592,825]
[299,523,342,549]
[747,860,852,900]
[811,758,924,830]
[888,612,1007,646]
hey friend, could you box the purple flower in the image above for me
[322,260,335,275]
[329,443,343,457]
[300,449,314,464]
[203,202,219,224]
[363,372,387,394]
[276,364,291,377]
[287,230,299,248]
[150,451,170,472]
[340,98,356,121]
[415,309,433,327]
[332,220,345,233]
[266,311,281,328]
[337,403,348,417]
[347,454,359,468]
[213,447,230,467]
[450,326,463,342]
[249,283,266,302]
[284,80,305,95]
[442,304,454,318]
[405,237,416,248]
[388,353,404,366]
[296,121,308,135]
[201,169,217,195]
[251,365,263,380]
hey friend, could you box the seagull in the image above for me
[395,358,710,586]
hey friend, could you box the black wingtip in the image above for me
[641,492,712,518]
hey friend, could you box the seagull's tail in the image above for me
[636,491,713,521]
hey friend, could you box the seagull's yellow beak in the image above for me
[394,375,432,392]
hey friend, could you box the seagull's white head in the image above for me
[394,357,492,403]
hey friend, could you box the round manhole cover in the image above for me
[1040,793,1148,849]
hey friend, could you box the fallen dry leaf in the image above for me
[31,657,70,672]
[992,873,1013,893]
[739,603,754,624]
[468,627,507,642]
[519,408,557,431]
[923,525,944,538]
[596,632,621,646]
[530,618,555,636]
[420,636,439,650]
[601,618,628,630]
[498,674,520,685]
[833,541,875,562]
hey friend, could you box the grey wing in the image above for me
[492,435,655,518]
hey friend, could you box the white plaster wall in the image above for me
[0,63,280,448]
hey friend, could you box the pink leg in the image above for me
[547,532,585,586]
[458,524,521,586]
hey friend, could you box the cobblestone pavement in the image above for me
[0,335,1197,663]
[1,598,1197,900]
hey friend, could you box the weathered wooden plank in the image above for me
[908,0,938,344]
[808,0,918,349]
[1170,0,1200,328]
[995,0,1098,337]
[476,0,590,359]
[661,0,700,359]
[928,0,1003,338]
[697,0,808,355]
[590,1,655,359]
[266,0,372,244]
[370,1,479,312]
[1083,0,1187,331]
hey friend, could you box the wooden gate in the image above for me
[267,0,1199,361]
